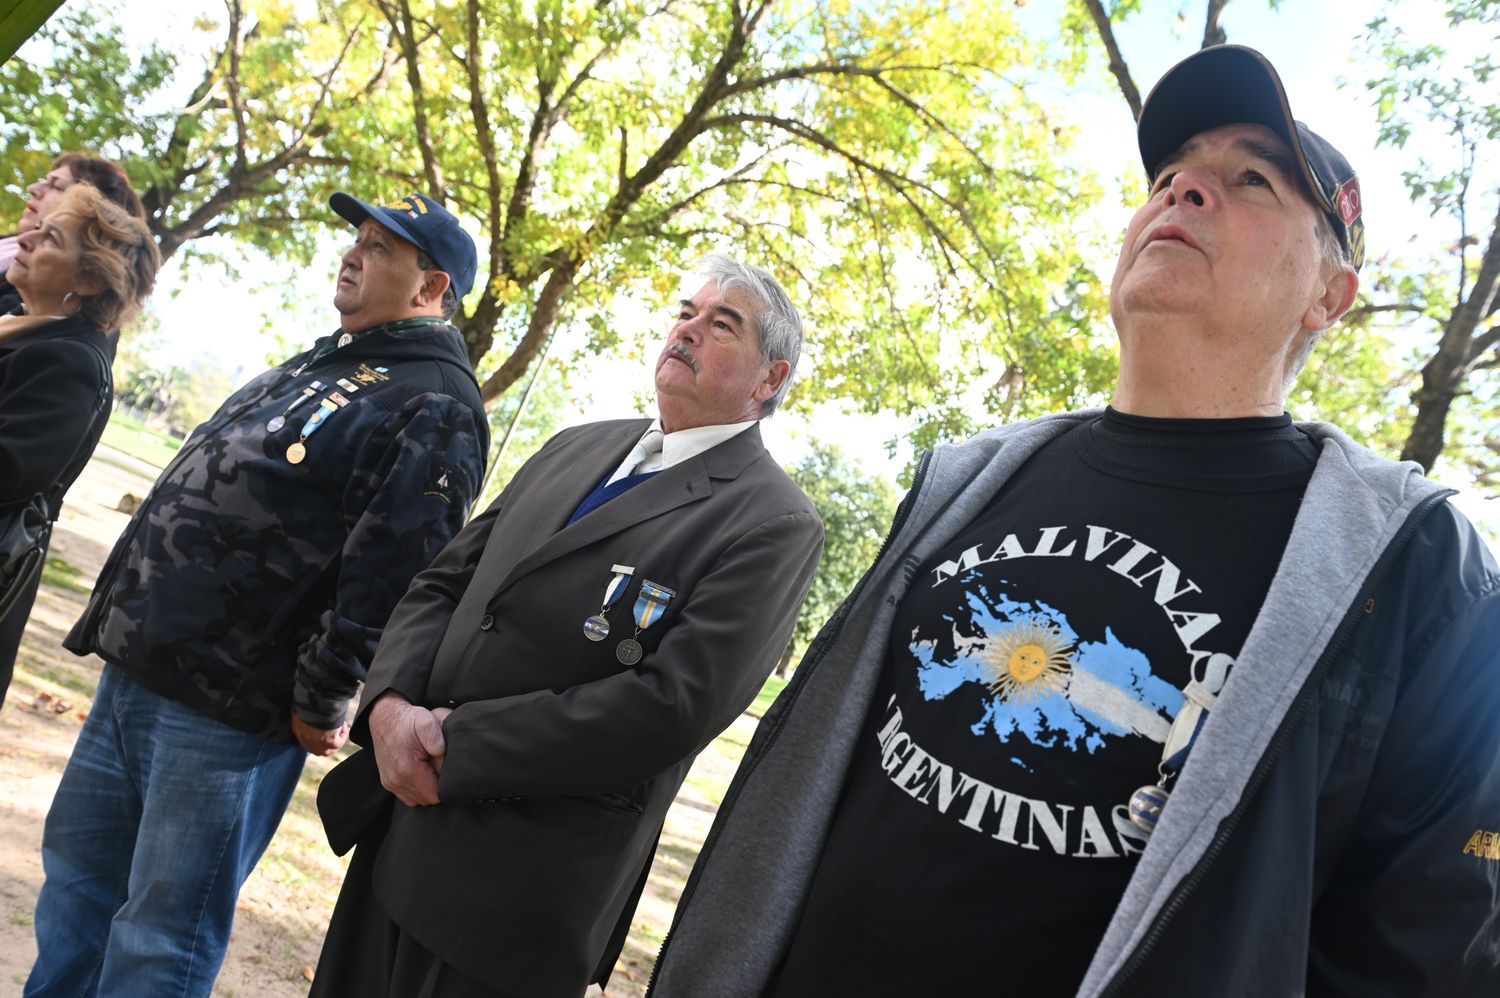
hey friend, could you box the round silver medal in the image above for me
[583,615,610,642]
[1127,783,1170,835]
[615,639,643,665]
[266,416,286,432]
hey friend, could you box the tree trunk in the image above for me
[775,641,794,679]
[478,261,576,405]
[1081,0,1143,121]
[1400,203,1500,472]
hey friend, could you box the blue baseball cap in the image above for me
[1137,45,1365,271]
[330,192,479,299]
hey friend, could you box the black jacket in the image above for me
[0,316,113,686]
[66,319,489,742]
[0,315,112,507]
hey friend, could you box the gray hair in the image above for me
[696,253,803,415]
[416,249,460,321]
[1285,212,1355,384]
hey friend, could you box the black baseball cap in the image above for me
[330,192,480,298]
[1136,45,1365,271]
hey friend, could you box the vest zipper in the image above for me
[1095,487,1455,997]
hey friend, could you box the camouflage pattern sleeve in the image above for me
[291,392,487,730]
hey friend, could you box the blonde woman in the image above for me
[0,182,158,701]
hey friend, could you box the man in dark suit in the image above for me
[311,254,824,998]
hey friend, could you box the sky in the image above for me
[63,0,1497,536]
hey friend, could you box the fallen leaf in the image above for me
[301,964,316,982]
[32,692,72,714]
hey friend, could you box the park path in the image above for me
[0,446,752,997]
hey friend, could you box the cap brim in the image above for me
[328,192,426,251]
[1137,45,1332,216]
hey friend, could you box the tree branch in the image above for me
[586,0,761,244]
[144,18,234,222]
[726,61,997,177]
[381,0,444,198]
[458,0,509,359]
[853,168,940,393]
[225,0,250,171]
[478,262,578,405]
[699,111,1010,289]
[1400,198,1500,469]
[1082,0,1142,120]
[1468,323,1500,368]
[287,16,363,152]
[1202,0,1230,47]
[1341,302,1435,323]
[362,25,403,95]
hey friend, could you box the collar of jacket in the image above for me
[484,419,770,603]
[0,313,113,357]
[301,316,475,376]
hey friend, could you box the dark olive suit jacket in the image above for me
[319,417,822,997]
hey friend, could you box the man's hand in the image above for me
[291,714,350,757]
[368,691,450,807]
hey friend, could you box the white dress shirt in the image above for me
[604,418,758,486]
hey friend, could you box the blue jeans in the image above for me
[26,664,306,998]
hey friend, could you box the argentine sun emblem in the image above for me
[983,616,1076,705]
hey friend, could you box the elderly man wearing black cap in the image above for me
[26,193,489,998]
[646,46,1500,998]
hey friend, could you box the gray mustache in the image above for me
[666,342,699,372]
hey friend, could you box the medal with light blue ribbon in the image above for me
[583,564,635,642]
[617,579,675,665]
[267,380,325,433]
[1127,677,1219,837]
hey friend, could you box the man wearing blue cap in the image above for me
[647,46,1500,997]
[26,193,489,998]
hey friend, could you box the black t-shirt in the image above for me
[766,409,1318,998]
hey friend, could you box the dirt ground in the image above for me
[0,447,753,997]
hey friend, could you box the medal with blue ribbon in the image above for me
[583,564,635,642]
[1127,677,1219,837]
[617,579,675,665]
[267,380,325,433]
[285,393,350,465]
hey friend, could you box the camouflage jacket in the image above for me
[66,318,489,742]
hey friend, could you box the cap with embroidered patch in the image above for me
[330,192,479,299]
[1136,45,1365,271]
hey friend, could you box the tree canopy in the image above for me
[0,0,1114,440]
[0,0,1494,507]
[786,441,900,669]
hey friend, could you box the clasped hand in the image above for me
[368,691,453,807]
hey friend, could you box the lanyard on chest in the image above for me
[1126,655,1231,837]
[273,363,390,465]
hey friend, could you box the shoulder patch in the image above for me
[423,464,458,504]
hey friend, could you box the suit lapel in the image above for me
[490,423,767,598]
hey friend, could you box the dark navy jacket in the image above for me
[66,319,488,742]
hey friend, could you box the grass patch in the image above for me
[26,664,94,699]
[684,769,727,809]
[715,725,750,753]
[41,556,92,595]
[100,413,182,469]
[749,674,788,718]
